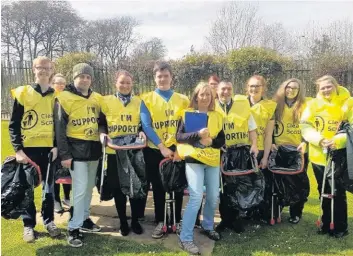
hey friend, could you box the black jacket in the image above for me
[54,84,101,162]
[9,84,55,152]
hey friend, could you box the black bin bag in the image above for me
[159,159,187,193]
[222,145,265,211]
[1,157,41,219]
[268,145,309,207]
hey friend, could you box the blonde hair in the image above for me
[32,56,53,69]
[245,75,268,97]
[189,81,215,111]
[274,78,305,123]
[315,75,339,94]
[52,73,66,83]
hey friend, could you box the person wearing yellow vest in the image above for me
[300,75,350,238]
[214,81,258,233]
[9,56,61,242]
[51,74,72,214]
[54,63,102,247]
[272,78,310,224]
[177,82,225,255]
[246,75,277,222]
[140,61,189,239]
[98,70,146,236]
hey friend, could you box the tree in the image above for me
[258,23,290,54]
[206,2,261,54]
[131,37,167,63]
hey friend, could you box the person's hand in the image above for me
[297,142,306,154]
[250,144,259,157]
[50,147,58,161]
[259,157,268,169]
[100,133,112,145]
[159,144,174,159]
[320,139,335,150]
[271,144,278,152]
[15,150,28,164]
[139,131,147,141]
[200,137,212,146]
[61,159,73,169]
[198,128,210,139]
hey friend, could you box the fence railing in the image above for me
[1,61,353,115]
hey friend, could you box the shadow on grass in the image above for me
[213,212,353,256]
[35,232,187,256]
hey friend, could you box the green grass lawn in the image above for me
[1,120,353,256]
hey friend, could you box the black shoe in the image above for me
[131,221,143,235]
[80,218,101,232]
[215,221,228,233]
[333,230,349,238]
[195,219,201,228]
[67,229,83,248]
[120,221,130,236]
[288,216,301,224]
[151,222,164,239]
[201,227,221,241]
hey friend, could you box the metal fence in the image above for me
[1,60,353,114]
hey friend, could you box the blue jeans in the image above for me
[68,160,99,230]
[180,163,220,242]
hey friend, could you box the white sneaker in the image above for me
[62,199,71,208]
[54,201,63,213]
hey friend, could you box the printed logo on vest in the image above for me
[21,110,38,130]
[314,116,325,132]
[84,127,96,138]
[274,121,284,137]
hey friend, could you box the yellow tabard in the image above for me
[56,91,101,141]
[141,91,189,148]
[177,109,223,167]
[11,85,55,147]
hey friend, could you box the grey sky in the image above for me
[69,0,353,59]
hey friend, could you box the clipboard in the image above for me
[185,112,208,133]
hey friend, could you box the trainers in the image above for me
[288,216,301,224]
[178,240,200,255]
[54,201,63,213]
[80,218,101,232]
[201,227,221,241]
[62,199,71,208]
[23,226,35,243]
[67,229,83,248]
[45,221,61,237]
[151,222,164,239]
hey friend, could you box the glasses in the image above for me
[286,86,299,91]
[35,66,52,71]
[249,84,263,89]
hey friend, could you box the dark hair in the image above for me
[153,61,173,76]
[115,69,133,81]
[208,74,220,83]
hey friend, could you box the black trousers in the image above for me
[21,147,54,228]
[312,163,348,232]
[54,183,71,202]
[142,147,183,224]
[106,154,143,223]
[288,153,310,218]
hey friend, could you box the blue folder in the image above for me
[185,112,208,133]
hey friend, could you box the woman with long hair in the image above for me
[272,78,310,224]
[177,82,225,255]
[300,75,350,238]
[245,75,277,222]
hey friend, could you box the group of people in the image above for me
[8,56,352,255]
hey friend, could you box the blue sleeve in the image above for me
[140,101,161,146]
